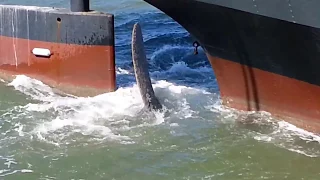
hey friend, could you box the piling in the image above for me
[70,0,90,12]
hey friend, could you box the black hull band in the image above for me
[144,0,320,86]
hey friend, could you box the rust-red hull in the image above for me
[0,5,116,96]
[209,55,320,132]
[0,36,115,96]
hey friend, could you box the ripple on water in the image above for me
[0,0,319,179]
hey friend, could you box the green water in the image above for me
[1,76,319,179]
[0,0,320,179]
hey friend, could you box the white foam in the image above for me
[249,115,320,157]
[151,61,212,76]
[5,74,320,158]
[166,61,211,74]
[206,100,320,158]
[153,80,210,95]
[116,67,131,75]
[169,123,179,127]
[150,45,193,61]
[13,123,24,137]
[7,75,59,102]
[253,134,273,142]
[6,75,214,145]
[20,169,33,173]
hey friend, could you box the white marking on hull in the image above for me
[32,48,52,57]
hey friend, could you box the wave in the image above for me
[3,75,218,147]
[205,105,320,158]
[4,75,320,159]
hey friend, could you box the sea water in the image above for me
[0,0,319,179]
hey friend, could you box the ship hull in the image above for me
[144,0,320,132]
[0,5,116,96]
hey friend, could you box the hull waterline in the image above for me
[144,0,320,133]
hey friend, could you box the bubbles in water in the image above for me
[3,74,320,159]
[208,105,320,158]
[4,75,218,147]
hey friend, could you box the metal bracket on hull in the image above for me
[193,41,200,55]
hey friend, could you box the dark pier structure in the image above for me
[70,0,90,12]
[0,0,115,96]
